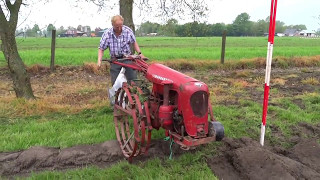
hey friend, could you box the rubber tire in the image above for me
[208,121,224,141]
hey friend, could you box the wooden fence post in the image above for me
[221,30,227,64]
[50,30,56,71]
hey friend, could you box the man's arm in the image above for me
[98,30,109,67]
[133,42,146,58]
[97,48,104,67]
[133,42,141,54]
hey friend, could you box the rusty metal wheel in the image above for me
[113,83,152,160]
[133,84,152,155]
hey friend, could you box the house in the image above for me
[79,26,91,36]
[276,33,285,37]
[59,29,86,37]
[263,33,284,37]
[284,29,300,36]
[299,30,316,37]
[147,33,157,36]
[97,29,106,37]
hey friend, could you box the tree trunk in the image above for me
[1,31,35,99]
[119,0,135,54]
[0,0,35,99]
[120,0,135,33]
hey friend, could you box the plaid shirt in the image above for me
[99,25,136,57]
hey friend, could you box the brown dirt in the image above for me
[208,137,320,180]
[0,139,184,177]
[1,65,320,178]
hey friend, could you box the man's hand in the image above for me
[97,60,102,69]
[139,53,146,59]
[97,49,104,69]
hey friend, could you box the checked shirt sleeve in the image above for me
[129,32,136,44]
[123,26,136,44]
[99,31,109,50]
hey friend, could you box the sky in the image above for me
[13,0,320,31]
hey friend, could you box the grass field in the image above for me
[0,37,320,179]
[1,36,320,66]
[2,94,319,152]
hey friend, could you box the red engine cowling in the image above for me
[158,105,174,129]
[146,63,209,137]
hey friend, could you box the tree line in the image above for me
[136,13,307,37]
[16,12,309,38]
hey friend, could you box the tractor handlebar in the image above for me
[102,55,149,63]
[102,55,149,73]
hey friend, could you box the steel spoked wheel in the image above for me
[113,83,152,160]
[132,84,152,155]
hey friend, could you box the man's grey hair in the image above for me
[111,15,124,24]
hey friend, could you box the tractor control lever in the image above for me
[102,56,149,63]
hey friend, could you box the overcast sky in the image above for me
[16,0,320,31]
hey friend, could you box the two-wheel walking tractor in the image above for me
[107,55,224,161]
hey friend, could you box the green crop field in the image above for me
[0,36,320,179]
[0,36,319,66]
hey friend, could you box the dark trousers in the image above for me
[110,61,137,85]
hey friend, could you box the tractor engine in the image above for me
[146,63,210,138]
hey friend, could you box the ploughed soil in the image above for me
[0,65,320,179]
[1,125,319,179]
[209,128,320,180]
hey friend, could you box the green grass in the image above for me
[1,37,320,66]
[4,94,319,179]
[0,107,114,152]
[2,94,319,152]
[1,93,320,178]
[0,105,165,152]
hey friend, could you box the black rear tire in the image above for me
[208,121,224,141]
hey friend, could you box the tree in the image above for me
[117,0,208,50]
[232,13,252,36]
[32,24,41,37]
[255,19,268,36]
[87,0,208,34]
[136,0,208,22]
[275,20,285,33]
[119,0,134,33]
[57,26,65,36]
[46,23,55,37]
[25,26,34,37]
[0,0,35,99]
[77,25,83,31]
[159,18,178,36]
[291,24,307,31]
[136,21,161,35]
[209,23,226,36]
[226,24,235,36]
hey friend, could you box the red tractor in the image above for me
[107,55,224,161]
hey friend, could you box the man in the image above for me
[97,15,144,85]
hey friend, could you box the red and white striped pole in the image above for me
[260,0,278,146]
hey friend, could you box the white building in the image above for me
[299,30,316,37]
